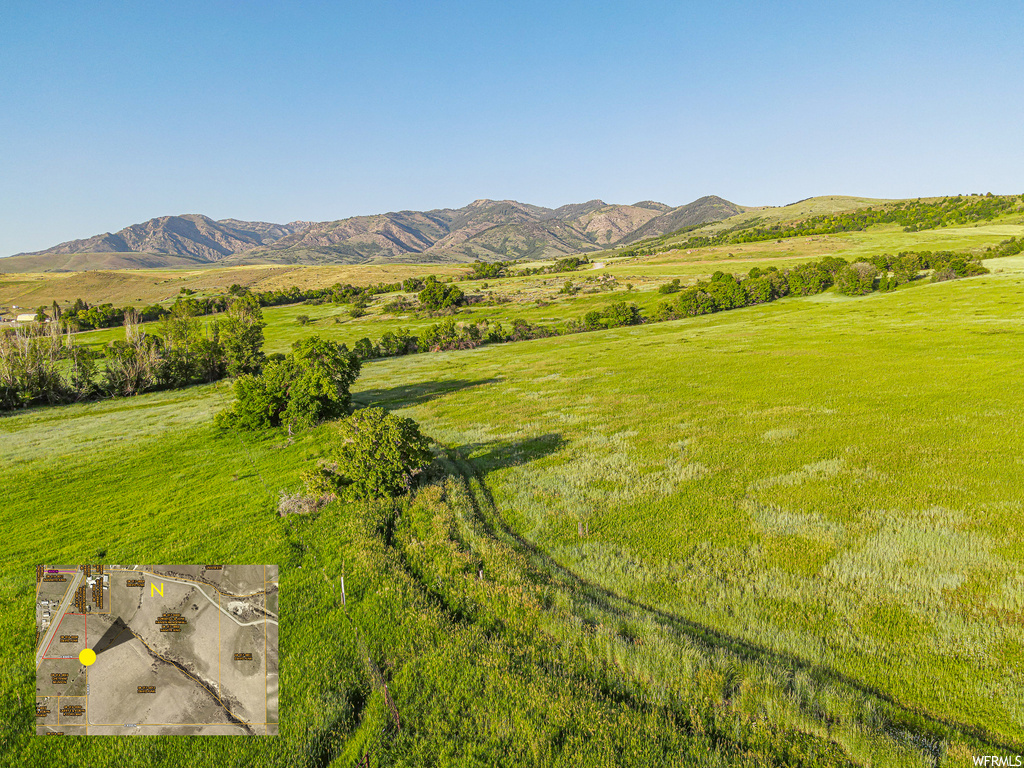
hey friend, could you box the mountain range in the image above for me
[1,196,743,272]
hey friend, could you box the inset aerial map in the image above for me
[35,564,278,735]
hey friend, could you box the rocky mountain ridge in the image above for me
[6,196,743,271]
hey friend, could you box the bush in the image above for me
[602,302,643,327]
[418,279,465,310]
[378,328,416,356]
[787,263,833,295]
[303,407,432,500]
[742,277,773,304]
[296,315,312,326]
[706,274,747,309]
[930,267,959,283]
[382,297,413,314]
[282,336,362,428]
[835,262,879,295]
[354,337,377,360]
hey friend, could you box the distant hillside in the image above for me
[17,215,300,263]
[3,196,743,272]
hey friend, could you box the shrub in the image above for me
[787,262,833,295]
[706,274,747,309]
[583,310,604,331]
[283,336,362,428]
[354,337,377,360]
[742,277,773,304]
[378,328,416,356]
[303,407,432,500]
[602,302,643,328]
[418,277,465,310]
[676,288,718,316]
[382,297,413,314]
[215,363,292,431]
[296,315,312,326]
[930,267,959,283]
[277,490,326,517]
[835,262,879,295]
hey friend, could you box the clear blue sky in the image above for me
[2,0,1022,257]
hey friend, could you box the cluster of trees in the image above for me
[56,290,241,332]
[983,234,1024,259]
[417,277,466,310]
[651,250,992,311]
[58,298,170,331]
[654,268,793,320]
[216,335,360,430]
[517,256,591,276]
[46,273,449,335]
[834,262,880,295]
[574,301,643,331]
[653,258,851,319]
[0,324,95,410]
[242,280,405,308]
[1,294,266,411]
[347,297,645,362]
[464,260,517,280]
[353,328,418,359]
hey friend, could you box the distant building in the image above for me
[16,313,37,322]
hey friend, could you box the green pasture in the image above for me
[3,222,1024,765]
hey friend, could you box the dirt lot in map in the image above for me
[46,613,87,658]
[218,588,270,725]
[36,657,86,697]
[86,635,235,729]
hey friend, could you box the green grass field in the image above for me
[3,215,1024,766]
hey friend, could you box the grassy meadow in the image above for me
[3,215,1024,766]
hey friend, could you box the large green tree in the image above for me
[221,293,266,376]
[218,335,361,430]
[303,407,432,500]
[418,277,465,310]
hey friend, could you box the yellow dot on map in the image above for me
[79,648,96,666]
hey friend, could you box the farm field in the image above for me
[0,262,467,309]
[3,242,1024,765]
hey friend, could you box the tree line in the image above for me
[1,294,266,411]
[4,239,1007,414]
[344,247,995,362]
[45,276,446,332]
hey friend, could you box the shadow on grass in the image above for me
[353,378,501,410]
[445,451,1022,758]
[460,433,568,473]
